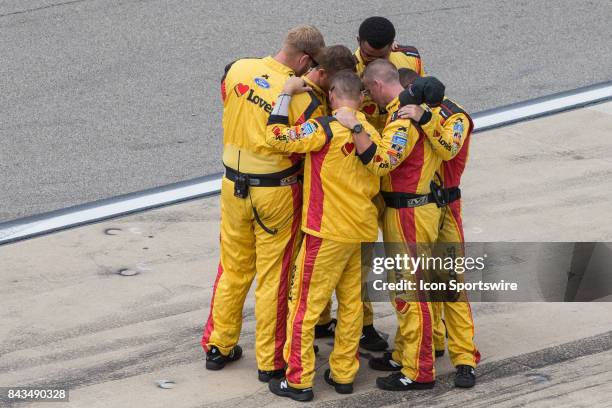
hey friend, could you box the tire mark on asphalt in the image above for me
[338,5,472,24]
[200,330,612,408]
[0,301,257,356]
[2,323,610,407]
[312,330,612,408]
[0,0,91,18]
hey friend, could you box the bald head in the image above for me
[363,59,400,86]
[361,59,404,107]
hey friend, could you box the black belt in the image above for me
[382,187,461,209]
[446,187,461,203]
[381,191,435,208]
[224,162,302,187]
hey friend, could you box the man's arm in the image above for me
[265,77,327,153]
[266,115,328,153]
[424,112,469,161]
[333,109,374,155]
[398,105,468,161]
[220,60,237,105]
[335,109,418,176]
[289,89,325,126]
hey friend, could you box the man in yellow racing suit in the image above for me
[335,60,442,392]
[397,74,480,388]
[265,71,382,401]
[201,25,325,383]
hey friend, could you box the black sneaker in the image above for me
[315,318,336,338]
[258,369,285,383]
[268,377,314,402]
[376,372,435,391]
[205,345,242,370]
[368,352,403,371]
[360,324,389,351]
[324,369,353,394]
[454,365,476,388]
[435,349,445,358]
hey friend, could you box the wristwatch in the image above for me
[351,123,364,134]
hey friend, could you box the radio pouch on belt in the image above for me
[234,173,249,198]
[430,180,448,208]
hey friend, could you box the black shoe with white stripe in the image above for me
[369,352,402,371]
[454,365,476,388]
[205,345,242,370]
[268,377,314,402]
[376,372,435,391]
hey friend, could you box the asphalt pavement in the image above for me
[1,103,612,407]
[1,0,611,221]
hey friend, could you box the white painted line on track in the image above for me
[1,81,611,246]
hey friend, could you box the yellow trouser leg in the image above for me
[319,298,372,327]
[437,199,480,367]
[203,178,302,370]
[318,300,333,326]
[251,182,303,371]
[384,204,439,382]
[445,301,480,367]
[330,244,364,384]
[202,178,256,356]
[285,235,361,388]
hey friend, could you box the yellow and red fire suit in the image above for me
[265,109,381,389]
[357,97,442,383]
[341,45,425,328]
[420,97,481,368]
[355,45,425,132]
[201,56,325,372]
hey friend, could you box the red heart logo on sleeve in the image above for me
[342,142,355,156]
[363,104,377,115]
[234,83,250,96]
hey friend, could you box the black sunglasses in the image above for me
[303,51,319,67]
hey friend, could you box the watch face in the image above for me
[353,124,363,133]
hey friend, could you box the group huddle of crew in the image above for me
[200,17,480,402]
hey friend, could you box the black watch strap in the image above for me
[351,124,364,134]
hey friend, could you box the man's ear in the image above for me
[299,54,309,67]
[318,69,328,83]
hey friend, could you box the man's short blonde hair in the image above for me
[283,25,325,57]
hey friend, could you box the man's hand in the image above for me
[397,104,425,122]
[334,108,359,129]
[282,77,312,95]
[335,108,372,154]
